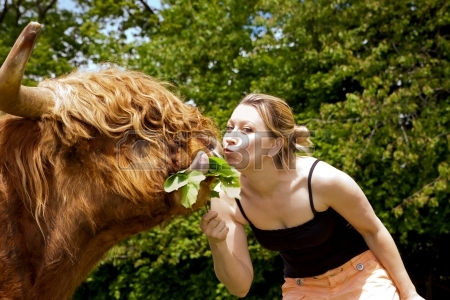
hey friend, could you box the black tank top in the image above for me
[235,159,369,278]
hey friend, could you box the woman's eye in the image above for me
[226,126,233,132]
[242,128,253,133]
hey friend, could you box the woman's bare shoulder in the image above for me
[308,159,367,208]
[296,157,346,182]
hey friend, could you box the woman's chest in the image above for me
[252,209,340,252]
[239,184,315,230]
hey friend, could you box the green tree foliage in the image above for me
[1,0,449,299]
[0,0,82,82]
[127,0,261,126]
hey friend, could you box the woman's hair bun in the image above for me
[291,125,313,153]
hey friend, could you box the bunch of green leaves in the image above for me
[163,156,240,209]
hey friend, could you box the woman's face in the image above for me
[223,104,275,171]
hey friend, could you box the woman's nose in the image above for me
[224,132,240,146]
[223,131,246,150]
[224,136,236,145]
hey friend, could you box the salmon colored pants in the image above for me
[282,250,400,300]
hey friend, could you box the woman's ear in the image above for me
[268,137,283,157]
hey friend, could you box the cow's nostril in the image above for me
[188,151,209,174]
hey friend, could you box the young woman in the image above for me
[200,94,424,299]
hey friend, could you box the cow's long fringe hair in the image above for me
[0,66,217,245]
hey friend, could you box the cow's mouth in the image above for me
[186,146,223,174]
[164,147,240,209]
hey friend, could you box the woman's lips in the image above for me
[224,147,233,153]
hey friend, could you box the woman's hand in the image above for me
[200,210,229,244]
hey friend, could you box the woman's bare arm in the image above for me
[313,162,423,300]
[200,192,254,297]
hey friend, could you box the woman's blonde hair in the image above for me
[239,93,313,169]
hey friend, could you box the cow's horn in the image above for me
[0,22,55,118]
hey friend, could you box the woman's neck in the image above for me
[239,161,293,197]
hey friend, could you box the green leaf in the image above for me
[210,190,220,199]
[163,156,240,209]
[219,175,240,188]
[187,170,206,187]
[180,182,200,208]
[163,173,189,193]
[207,157,240,179]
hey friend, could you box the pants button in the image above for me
[296,278,304,286]
[356,263,364,271]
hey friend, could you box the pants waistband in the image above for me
[312,250,374,279]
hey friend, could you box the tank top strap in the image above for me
[308,159,321,216]
[235,198,254,226]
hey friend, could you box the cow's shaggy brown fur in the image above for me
[0,67,218,300]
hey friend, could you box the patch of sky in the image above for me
[408,1,417,11]
[208,61,217,69]
[58,0,162,12]
[239,47,249,57]
[185,99,196,106]
[272,27,283,40]
[245,11,273,40]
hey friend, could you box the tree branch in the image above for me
[420,131,450,150]
[36,0,42,18]
[391,42,400,54]
[418,93,429,106]
[400,124,410,146]
[361,121,379,156]
[433,131,450,139]
[0,0,8,24]
[394,176,441,209]
[42,0,58,20]
[354,121,379,168]
[137,0,156,15]
[13,0,23,26]
[36,0,57,21]
[310,117,361,124]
